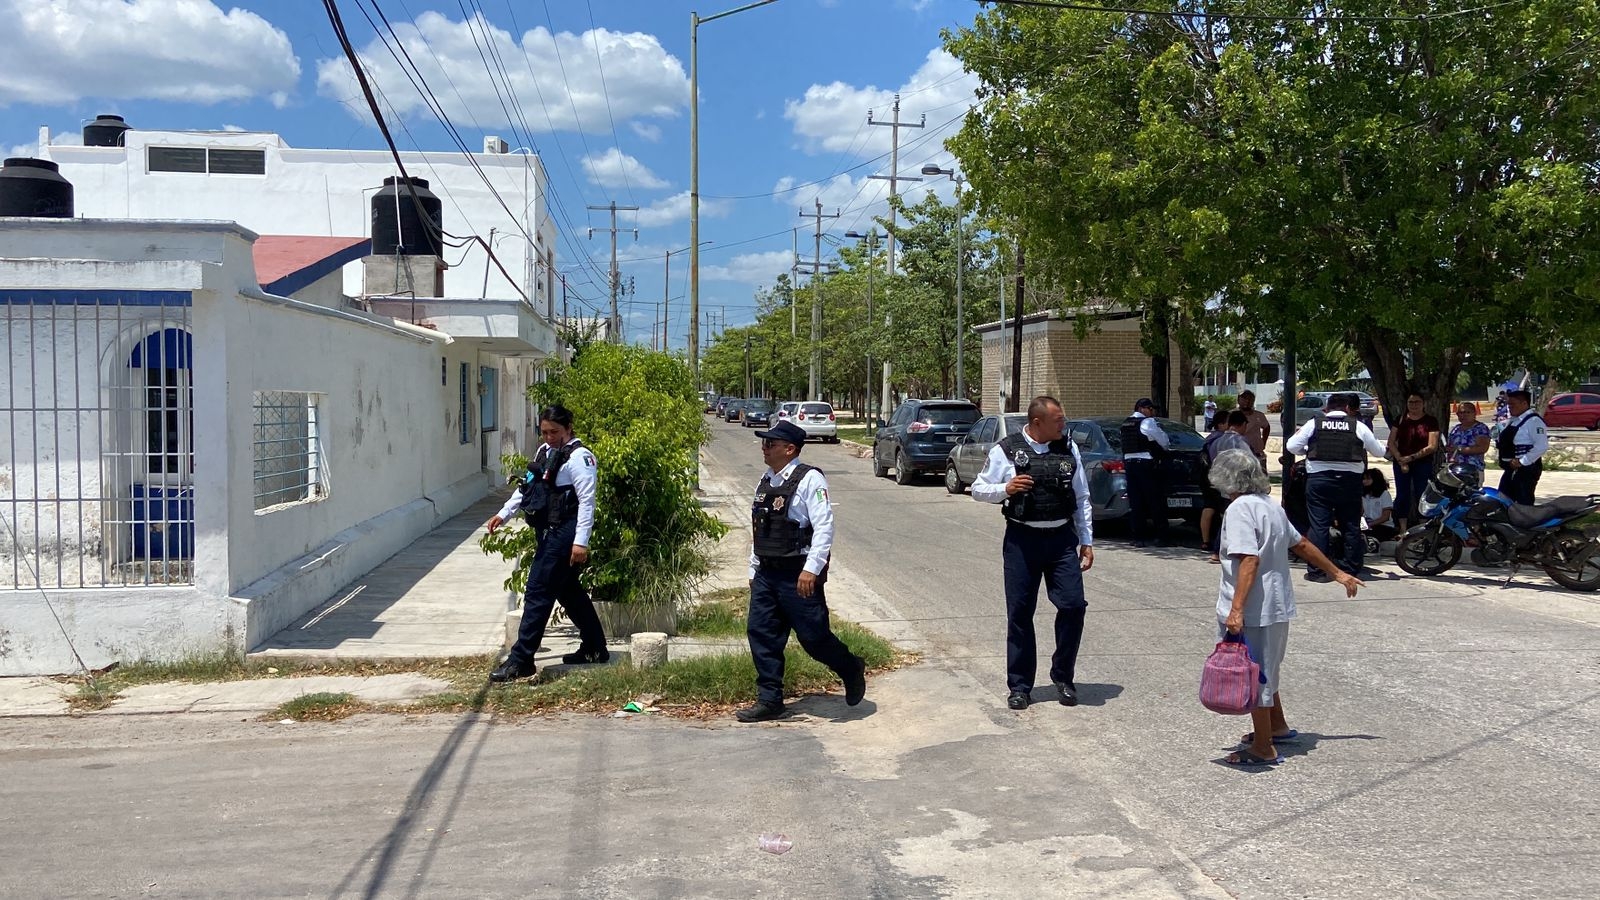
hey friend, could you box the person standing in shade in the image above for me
[1497,389,1549,505]
[1200,411,1254,564]
[1121,398,1172,547]
[736,420,865,723]
[1236,390,1272,473]
[1203,397,1218,431]
[486,405,609,683]
[1386,391,1442,532]
[972,395,1095,710]
[1285,393,1388,580]
[1446,401,1492,477]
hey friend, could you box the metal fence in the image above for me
[252,391,324,510]
[2,293,195,589]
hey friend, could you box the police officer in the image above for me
[1284,393,1387,580]
[1497,389,1548,505]
[972,395,1095,710]
[485,404,608,682]
[1121,398,1171,547]
[737,420,866,722]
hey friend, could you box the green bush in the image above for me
[480,343,728,605]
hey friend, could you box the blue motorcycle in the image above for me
[1395,464,1600,590]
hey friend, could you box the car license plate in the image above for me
[943,434,959,443]
[1166,497,1194,508]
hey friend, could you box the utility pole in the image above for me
[662,250,671,351]
[798,199,839,401]
[587,200,638,343]
[1009,242,1025,413]
[744,333,753,398]
[867,94,925,276]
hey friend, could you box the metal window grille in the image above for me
[2,293,195,588]
[459,362,471,444]
[253,392,325,511]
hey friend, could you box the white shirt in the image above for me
[747,459,834,579]
[1505,410,1549,466]
[495,439,599,547]
[1123,412,1170,460]
[1361,491,1394,526]
[971,427,1094,545]
[1284,412,1387,474]
[1218,494,1302,627]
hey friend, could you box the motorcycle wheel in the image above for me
[1545,539,1600,591]
[1397,525,1463,576]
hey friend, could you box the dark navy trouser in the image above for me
[1002,521,1087,692]
[1307,470,1364,575]
[507,519,606,667]
[1498,460,1542,506]
[748,562,862,705]
[1124,457,1167,541]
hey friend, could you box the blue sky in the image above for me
[0,0,982,346]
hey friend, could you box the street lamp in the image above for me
[922,164,967,400]
[845,229,880,423]
[663,240,712,351]
[690,0,780,388]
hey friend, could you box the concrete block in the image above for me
[505,609,520,649]
[631,632,669,669]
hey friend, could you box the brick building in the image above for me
[976,310,1183,418]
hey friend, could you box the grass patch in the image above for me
[678,588,748,638]
[272,692,370,722]
[838,426,874,445]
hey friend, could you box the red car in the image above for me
[1543,392,1600,429]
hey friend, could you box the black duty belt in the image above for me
[757,555,809,572]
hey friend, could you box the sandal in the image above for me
[1240,729,1298,744]
[1224,750,1284,767]
[1207,555,1220,564]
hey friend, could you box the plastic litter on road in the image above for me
[757,833,793,855]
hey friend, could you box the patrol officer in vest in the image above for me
[737,419,866,722]
[1285,393,1387,580]
[485,404,609,682]
[1121,398,1171,547]
[1497,388,1548,505]
[972,396,1095,710]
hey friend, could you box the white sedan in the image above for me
[777,401,839,443]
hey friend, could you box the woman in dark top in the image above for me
[1387,391,1441,531]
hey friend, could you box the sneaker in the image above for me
[843,662,866,707]
[489,659,536,683]
[561,647,611,665]
[734,700,788,723]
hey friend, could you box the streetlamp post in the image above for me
[845,228,879,423]
[691,0,780,388]
[923,165,967,400]
[663,241,712,352]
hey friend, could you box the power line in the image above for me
[585,0,637,207]
[976,0,1529,23]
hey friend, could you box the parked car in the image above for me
[722,399,747,423]
[1543,392,1600,430]
[943,415,1131,521]
[702,391,720,413]
[873,399,980,485]
[715,396,735,417]
[1294,391,1379,426]
[741,398,777,428]
[1093,416,1208,524]
[787,401,838,442]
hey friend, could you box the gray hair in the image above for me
[1209,448,1270,497]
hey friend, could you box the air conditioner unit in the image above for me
[483,136,509,154]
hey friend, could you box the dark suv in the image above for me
[873,399,980,485]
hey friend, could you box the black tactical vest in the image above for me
[1000,431,1079,523]
[1120,415,1162,456]
[1306,415,1364,462]
[752,463,820,558]
[1497,413,1543,464]
[519,440,583,529]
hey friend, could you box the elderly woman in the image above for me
[1209,450,1364,767]
[1447,401,1492,473]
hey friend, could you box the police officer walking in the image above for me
[1122,398,1171,547]
[485,404,609,682]
[972,396,1095,710]
[1284,393,1387,580]
[737,420,865,722]
[1497,389,1549,505]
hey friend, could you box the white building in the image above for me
[2,129,564,673]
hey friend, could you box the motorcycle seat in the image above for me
[1507,496,1591,528]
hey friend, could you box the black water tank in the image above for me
[83,114,130,147]
[371,176,444,256]
[0,158,74,218]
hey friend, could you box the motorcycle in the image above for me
[1394,464,1600,590]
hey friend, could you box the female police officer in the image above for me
[485,404,609,682]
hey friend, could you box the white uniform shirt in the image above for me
[1285,412,1387,474]
[1123,412,1171,460]
[496,439,599,547]
[971,428,1094,544]
[747,459,834,579]
[1505,410,1549,466]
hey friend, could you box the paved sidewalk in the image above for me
[0,674,450,718]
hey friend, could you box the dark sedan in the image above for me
[943,415,1132,521]
[741,399,777,428]
[1091,415,1208,524]
[722,400,747,423]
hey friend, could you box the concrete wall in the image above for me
[978,315,1183,419]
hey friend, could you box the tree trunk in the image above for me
[1009,243,1025,413]
[1147,300,1171,417]
[1357,328,1464,428]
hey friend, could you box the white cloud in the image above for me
[581,147,667,190]
[632,190,729,228]
[783,48,975,159]
[0,0,300,106]
[317,11,688,133]
[629,121,662,142]
[701,250,796,284]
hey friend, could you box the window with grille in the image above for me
[253,391,325,511]
[148,146,266,175]
[459,362,471,443]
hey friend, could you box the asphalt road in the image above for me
[3,419,1598,899]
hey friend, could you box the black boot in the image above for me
[489,658,536,683]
